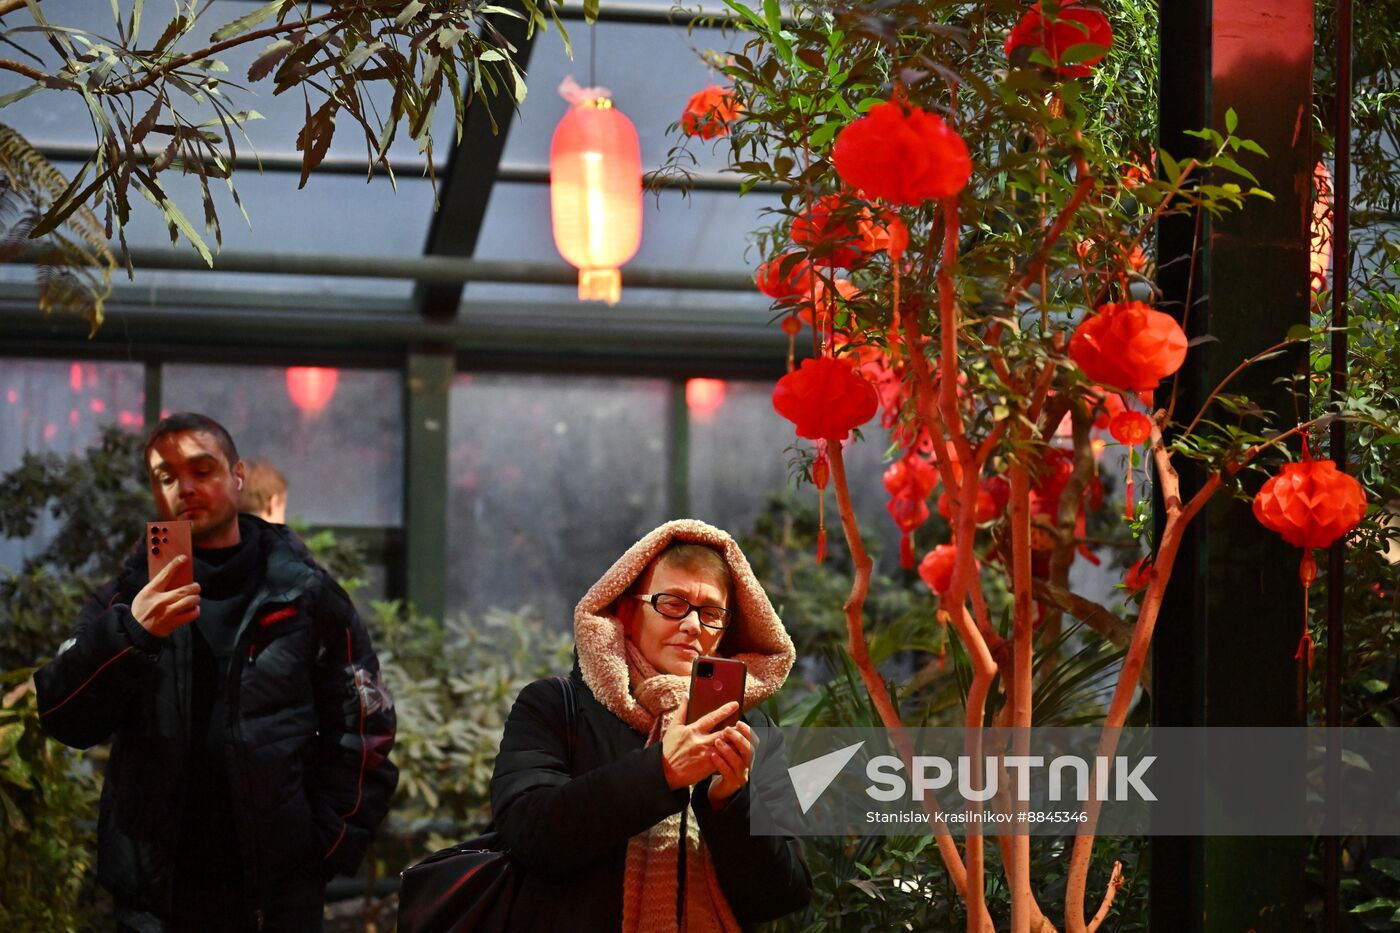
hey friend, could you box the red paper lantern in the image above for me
[1109,410,1152,446]
[791,194,867,268]
[887,496,931,569]
[1069,300,1187,392]
[920,543,978,597]
[685,378,727,422]
[680,85,741,139]
[550,96,642,304]
[286,367,339,415]
[859,210,910,259]
[756,253,814,300]
[1253,451,1367,552]
[1005,1,1114,79]
[832,100,972,205]
[772,356,879,441]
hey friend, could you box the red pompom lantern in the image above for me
[550,94,642,304]
[1253,443,1367,668]
[680,85,741,139]
[1005,1,1114,79]
[286,367,339,415]
[832,100,973,206]
[1069,300,1188,391]
[791,194,867,268]
[772,356,879,441]
[919,543,979,597]
[756,253,814,300]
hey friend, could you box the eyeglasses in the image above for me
[633,593,732,630]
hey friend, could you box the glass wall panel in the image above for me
[689,378,903,573]
[447,373,670,627]
[162,364,403,527]
[0,359,145,570]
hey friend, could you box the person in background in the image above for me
[34,412,397,933]
[489,519,812,931]
[240,457,288,524]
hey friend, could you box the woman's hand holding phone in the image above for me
[707,720,754,808]
[661,702,739,790]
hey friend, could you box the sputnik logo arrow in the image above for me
[788,741,865,814]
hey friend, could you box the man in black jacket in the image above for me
[35,413,397,933]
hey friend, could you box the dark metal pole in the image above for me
[1325,0,1353,929]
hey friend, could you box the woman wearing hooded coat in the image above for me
[489,519,813,931]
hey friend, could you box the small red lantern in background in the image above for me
[772,356,879,442]
[884,453,938,569]
[286,367,339,415]
[1252,441,1368,667]
[755,253,814,300]
[1110,409,1153,519]
[791,194,868,268]
[1311,161,1332,291]
[550,79,642,305]
[919,543,966,597]
[680,85,741,140]
[832,100,972,205]
[685,378,727,422]
[937,475,1010,524]
[1070,300,1188,392]
[1005,1,1114,79]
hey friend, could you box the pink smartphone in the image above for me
[146,520,193,589]
[686,656,747,732]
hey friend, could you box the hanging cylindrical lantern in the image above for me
[550,78,642,305]
[286,366,339,415]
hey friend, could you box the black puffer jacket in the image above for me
[34,516,397,932]
[489,669,812,931]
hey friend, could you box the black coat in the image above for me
[34,516,398,932]
[489,671,812,931]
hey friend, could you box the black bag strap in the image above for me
[552,675,576,767]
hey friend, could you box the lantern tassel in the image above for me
[1124,458,1134,520]
[1296,552,1317,670]
[900,532,914,570]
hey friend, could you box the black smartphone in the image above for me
[686,656,747,732]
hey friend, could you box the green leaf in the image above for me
[1370,857,1400,881]
[1351,897,1398,914]
[1286,324,1312,341]
[0,83,43,108]
[582,0,600,24]
[1239,138,1268,157]
[210,0,283,43]
[1224,107,1238,134]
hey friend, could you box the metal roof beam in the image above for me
[413,11,539,319]
[8,244,755,290]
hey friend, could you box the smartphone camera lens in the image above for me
[696,660,714,678]
[151,546,161,556]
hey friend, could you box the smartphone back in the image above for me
[686,656,747,731]
[146,520,194,589]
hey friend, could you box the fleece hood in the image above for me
[573,519,796,734]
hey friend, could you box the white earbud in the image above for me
[236,477,244,490]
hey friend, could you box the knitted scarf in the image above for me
[620,641,740,933]
[573,519,797,933]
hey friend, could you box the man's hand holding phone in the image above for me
[132,556,201,638]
